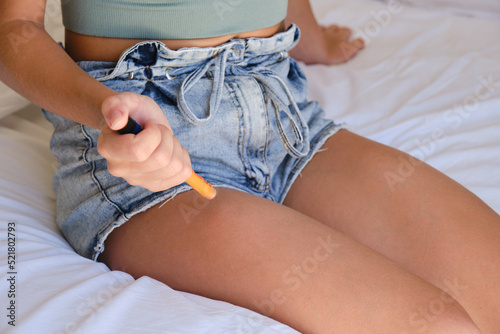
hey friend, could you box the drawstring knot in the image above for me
[177,48,310,158]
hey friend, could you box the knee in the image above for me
[422,301,481,334]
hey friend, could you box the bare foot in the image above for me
[290,24,364,65]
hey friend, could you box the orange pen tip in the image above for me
[204,188,217,200]
[186,172,217,200]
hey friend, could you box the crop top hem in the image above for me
[61,1,288,40]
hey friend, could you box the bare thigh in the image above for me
[284,130,500,333]
[100,188,478,333]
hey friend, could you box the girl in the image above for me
[0,0,498,332]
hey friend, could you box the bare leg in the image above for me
[100,189,479,333]
[284,130,500,333]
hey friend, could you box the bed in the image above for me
[1,0,499,333]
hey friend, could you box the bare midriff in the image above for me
[64,22,285,62]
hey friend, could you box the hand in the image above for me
[290,24,364,65]
[97,92,192,192]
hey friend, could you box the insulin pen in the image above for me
[117,116,217,200]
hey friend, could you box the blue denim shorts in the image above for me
[43,24,344,260]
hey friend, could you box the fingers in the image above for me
[101,92,171,131]
[98,93,192,192]
[99,120,192,192]
[98,119,162,163]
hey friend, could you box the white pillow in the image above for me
[0,0,64,119]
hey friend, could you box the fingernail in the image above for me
[109,109,124,129]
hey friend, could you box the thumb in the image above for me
[106,108,129,131]
[101,95,129,131]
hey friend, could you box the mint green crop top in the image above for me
[61,0,288,40]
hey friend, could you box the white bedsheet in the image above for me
[1,0,499,333]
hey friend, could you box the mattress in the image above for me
[1,0,499,333]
